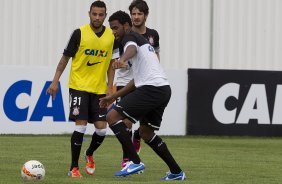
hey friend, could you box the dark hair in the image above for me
[129,0,149,16]
[90,0,107,12]
[108,10,132,27]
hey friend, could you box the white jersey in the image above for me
[121,32,169,87]
[115,68,133,87]
[115,28,161,87]
[113,40,133,86]
[112,46,132,86]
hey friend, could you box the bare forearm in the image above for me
[107,59,115,88]
[112,80,135,99]
[52,55,69,83]
[119,45,137,63]
[112,45,137,69]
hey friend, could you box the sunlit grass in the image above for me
[0,135,282,184]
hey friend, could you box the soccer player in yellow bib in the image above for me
[46,1,118,178]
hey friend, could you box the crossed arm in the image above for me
[100,44,137,108]
[112,45,137,69]
[99,79,136,108]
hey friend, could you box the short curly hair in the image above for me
[108,10,132,27]
[129,0,149,16]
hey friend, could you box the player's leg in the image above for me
[110,88,134,168]
[68,89,89,178]
[133,127,141,154]
[140,124,185,180]
[69,120,87,178]
[140,85,186,180]
[85,94,108,175]
[84,120,107,175]
[85,122,107,156]
[107,109,144,176]
[121,118,133,168]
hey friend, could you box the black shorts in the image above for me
[69,88,107,123]
[114,85,171,130]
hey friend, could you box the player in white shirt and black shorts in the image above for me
[114,0,161,168]
[100,10,186,180]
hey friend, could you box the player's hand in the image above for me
[99,95,115,108]
[112,60,129,69]
[46,82,58,100]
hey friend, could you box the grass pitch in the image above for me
[0,135,282,184]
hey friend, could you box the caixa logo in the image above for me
[212,83,282,125]
[3,80,66,122]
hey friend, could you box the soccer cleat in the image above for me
[68,167,82,178]
[160,171,186,181]
[121,158,129,168]
[121,159,143,174]
[115,161,145,177]
[133,138,141,154]
[84,151,96,175]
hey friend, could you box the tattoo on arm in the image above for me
[56,56,69,73]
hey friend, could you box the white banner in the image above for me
[0,66,187,135]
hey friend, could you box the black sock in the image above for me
[70,131,84,170]
[146,135,182,174]
[122,128,132,159]
[133,128,141,140]
[129,129,133,140]
[86,132,105,156]
[110,121,141,164]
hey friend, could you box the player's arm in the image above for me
[113,79,135,98]
[46,29,80,99]
[99,79,136,108]
[46,56,70,99]
[107,40,120,95]
[106,59,115,96]
[112,44,137,69]
[119,44,137,66]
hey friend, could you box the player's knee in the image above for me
[106,114,114,125]
[105,111,114,124]
[74,125,87,134]
[94,121,107,129]
[106,110,121,125]
[123,119,133,128]
[95,128,107,136]
[139,126,154,142]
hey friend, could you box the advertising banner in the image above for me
[0,66,187,135]
[188,68,282,136]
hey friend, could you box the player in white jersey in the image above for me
[115,0,161,168]
[99,10,186,180]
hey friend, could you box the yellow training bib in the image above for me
[69,24,115,94]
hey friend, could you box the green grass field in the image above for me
[0,135,282,184]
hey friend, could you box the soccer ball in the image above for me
[21,160,45,181]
